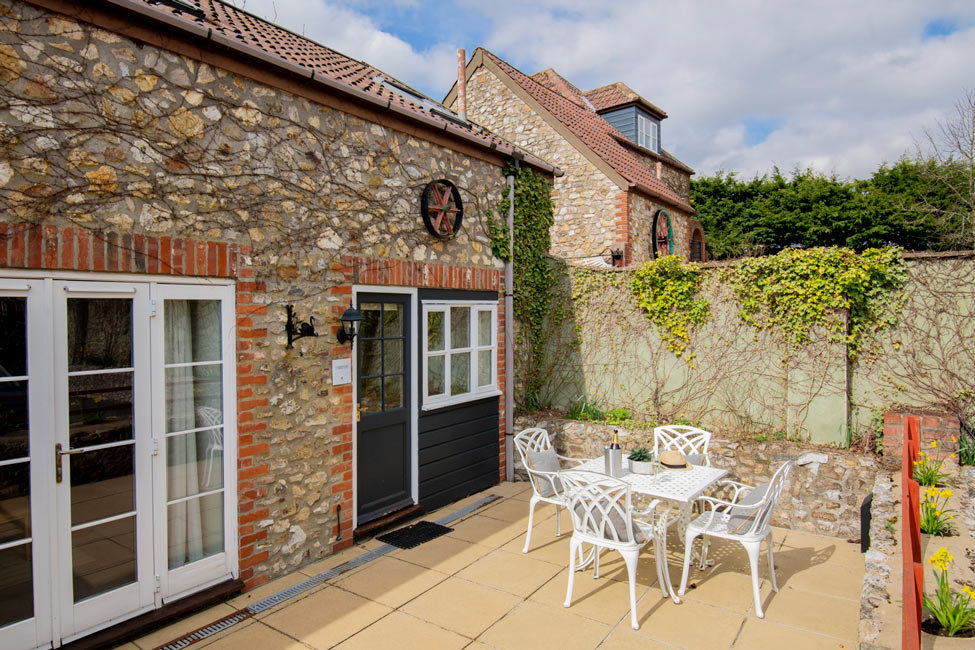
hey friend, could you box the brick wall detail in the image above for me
[0,0,513,593]
[0,221,237,277]
[882,410,961,457]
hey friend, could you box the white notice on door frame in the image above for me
[332,358,351,385]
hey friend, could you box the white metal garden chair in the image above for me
[560,470,664,630]
[653,424,713,466]
[196,406,224,487]
[513,427,586,553]
[676,459,796,618]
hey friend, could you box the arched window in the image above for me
[690,228,705,262]
[652,209,673,259]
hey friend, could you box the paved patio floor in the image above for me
[120,481,863,650]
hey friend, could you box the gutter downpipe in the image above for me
[504,166,516,482]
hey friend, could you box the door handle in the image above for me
[356,403,361,422]
[55,443,85,483]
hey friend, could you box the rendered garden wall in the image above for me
[529,252,975,446]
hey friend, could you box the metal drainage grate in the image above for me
[154,494,500,649]
[154,610,252,650]
[436,494,500,525]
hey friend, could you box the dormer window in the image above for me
[637,114,659,153]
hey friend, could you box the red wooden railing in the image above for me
[902,415,923,650]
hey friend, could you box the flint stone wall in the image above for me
[460,66,694,266]
[461,68,621,263]
[1,0,507,588]
[514,415,880,539]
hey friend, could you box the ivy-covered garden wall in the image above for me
[530,249,975,446]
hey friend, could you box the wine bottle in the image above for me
[611,428,621,449]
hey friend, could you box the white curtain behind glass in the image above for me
[166,300,222,569]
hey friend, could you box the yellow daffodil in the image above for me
[928,547,953,571]
[941,489,953,499]
[925,487,938,498]
[962,585,974,599]
[930,440,938,449]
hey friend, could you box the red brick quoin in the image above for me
[883,410,961,457]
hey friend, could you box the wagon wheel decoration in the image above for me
[652,208,674,259]
[420,179,464,240]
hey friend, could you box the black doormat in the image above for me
[377,520,453,549]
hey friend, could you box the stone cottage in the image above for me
[446,48,705,267]
[0,1,557,647]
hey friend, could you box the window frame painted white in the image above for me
[421,301,499,411]
[0,272,237,650]
[150,283,238,603]
[637,114,660,153]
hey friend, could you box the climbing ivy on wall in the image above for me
[732,247,908,359]
[630,255,710,359]
[490,161,556,405]
[622,247,907,363]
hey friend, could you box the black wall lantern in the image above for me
[285,305,318,349]
[337,302,362,346]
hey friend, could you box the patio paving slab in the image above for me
[761,583,859,641]
[500,529,571,566]
[205,622,306,649]
[630,597,745,650]
[480,496,557,523]
[736,618,853,649]
[333,610,469,650]
[778,530,863,569]
[532,566,651,626]
[447,513,527,547]
[297,544,376,579]
[773,552,865,600]
[457,547,564,597]
[227,571,320,611]
[681,567,773,613]
[400,576,522,638]
[389,534,495,574]
[479,600,612,650]
[123,480,867,650]
[489,481,532,499]
[332,555,449,608]
[597,629,679,649]
[260,586,390,649]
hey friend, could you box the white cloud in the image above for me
[225,0,975,179]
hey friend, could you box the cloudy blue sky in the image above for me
[228,0,975,180]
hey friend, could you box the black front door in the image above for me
[356,294,412,524]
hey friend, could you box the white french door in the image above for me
[151,284,237,601]
[0,277,236,650]
[0,278,54,650]
[53,281,155,640]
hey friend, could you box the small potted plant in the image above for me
[628,446,655,475]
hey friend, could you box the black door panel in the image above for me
[356,294,411,525]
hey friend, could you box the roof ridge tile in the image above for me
[480,49,693,212]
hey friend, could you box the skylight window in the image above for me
[373,75,469,126]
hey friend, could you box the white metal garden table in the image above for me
[573,457,728,603]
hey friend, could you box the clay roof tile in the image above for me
[132,0,544,166]
[481,50,692,212]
